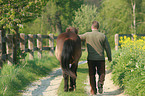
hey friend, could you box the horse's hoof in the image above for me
[69,87,76,91]
[64,89,68,92]
[90,89,97,95]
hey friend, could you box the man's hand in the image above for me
[108,60,111,63]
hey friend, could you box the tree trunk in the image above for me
[55,13,62,34]
[131,0,136,34]
[56,21,62,34]
[47,16,56,33]
[0,26,6,68]
[13,23,20,64]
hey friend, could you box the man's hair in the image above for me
[92,21,99,29]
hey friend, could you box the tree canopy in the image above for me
[22,0,84,35]
[97,0,145,47]
[72,4,98,34]
[0,0,48,33]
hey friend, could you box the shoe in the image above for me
[98,84,103,94]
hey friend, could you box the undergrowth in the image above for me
[0,52,59,96]
[107,36,145,96]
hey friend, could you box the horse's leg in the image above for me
[63,71,69,92]
[69,63,78,91]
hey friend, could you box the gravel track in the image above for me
[85,69,126,96]
[22,61,125,96]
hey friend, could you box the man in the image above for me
[79,21,112,95]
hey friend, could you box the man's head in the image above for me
[91,21,99,30]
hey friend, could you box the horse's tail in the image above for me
[61,39,76,78]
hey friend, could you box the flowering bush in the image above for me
[107,35,145,96]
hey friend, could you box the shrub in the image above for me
[107,35,145,96]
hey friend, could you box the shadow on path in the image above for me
[23,68,62,96]
[31,69,62,96]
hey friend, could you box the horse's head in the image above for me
[66,27,78,34]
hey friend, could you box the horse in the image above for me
[55,27,82,92]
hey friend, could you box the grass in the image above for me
[0,50,88,96]
[0,51,60,96]
[79,51,88,61]
[57,51,89,96]
[57,63,89,96]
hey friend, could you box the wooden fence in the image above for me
[0,30,57,66]
[115,34,145,50]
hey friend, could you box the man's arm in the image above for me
[104,36,112,61]
[79,33,87,41]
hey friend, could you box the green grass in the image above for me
[57,51,89,96]
[0,51,88,96]
[0,51,60,96]
[57,63,88,96]
[79,51,88,61]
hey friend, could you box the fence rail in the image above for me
[115,34,145,50]
[0,30,57,66]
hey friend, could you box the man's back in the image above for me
[80,30,111,61]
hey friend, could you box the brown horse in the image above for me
[55,27,81,92]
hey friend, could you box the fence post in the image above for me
[115,34,119,50]
[37,34,42,58]
[49,34,54,56]
[6,35,13,65]
[0,30,2,68]
[28,34,34,60]
[20,33,25,60]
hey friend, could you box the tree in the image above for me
[23,0,84,34]
[0,0,48,64]
[97,0,145,48]
[0,0,48,31]
[84,0,102,7]
[72,4,98,34]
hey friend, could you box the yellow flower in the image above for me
[120,36,123,40]
[119,35,145,51]
[124,36,127,39]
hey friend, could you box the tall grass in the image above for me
[0,52,59,96]
[107,36,145,96]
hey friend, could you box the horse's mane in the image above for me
[66,27,78,34]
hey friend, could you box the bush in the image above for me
[72,4,98,34]
[107,36,145,96]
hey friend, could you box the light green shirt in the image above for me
[80,30,112,61]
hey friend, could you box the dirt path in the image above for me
[22,68,63,96]
[22,61,125,96]
[85,70,125,96]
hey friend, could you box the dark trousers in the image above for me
[88,60,105,93]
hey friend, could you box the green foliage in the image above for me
[72,4,98,34]
[107,37,145,96]
[22,0,84,34]
[79,51,88,61]
[0,52,59,96]
[97,0,145,48]
[0,0,48,33]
